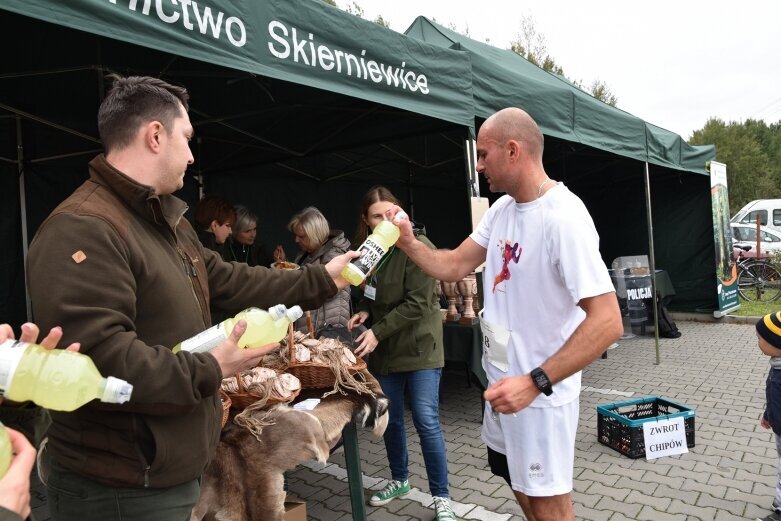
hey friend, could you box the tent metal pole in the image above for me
[16,115,32,322]
[643,161,660,364]
[464,127,478,197]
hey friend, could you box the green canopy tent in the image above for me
[405,17,717,316]
[0,1,478,328]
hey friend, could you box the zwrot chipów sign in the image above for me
[642,416,688,460]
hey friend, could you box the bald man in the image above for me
[390,108,622,521]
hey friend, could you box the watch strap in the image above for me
[531,367,553,396]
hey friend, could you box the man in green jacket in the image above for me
[26,75,356,521]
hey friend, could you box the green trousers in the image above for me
[43,453,199,521]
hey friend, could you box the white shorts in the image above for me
[482,399,579,496]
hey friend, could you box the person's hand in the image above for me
[483,375,540,415]
[347,311,369,332]
[1,323,80,352]
[324,251,362,289]
[761,415,771,430]
[209,320,277,376]
[273,245,287,263]
[387,206,414,249]
[353,328,378,358]
[0,427,36,519]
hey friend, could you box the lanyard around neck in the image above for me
[368,246,396,285]
[229,242,249,263]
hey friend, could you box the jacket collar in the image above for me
[88,154,188,233]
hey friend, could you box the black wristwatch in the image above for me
[530,367,553,396]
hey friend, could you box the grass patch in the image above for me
[730,297,781,317]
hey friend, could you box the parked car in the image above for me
[730,222,781,257]
[731,199,781,234]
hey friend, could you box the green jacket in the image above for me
[358,226,443,375]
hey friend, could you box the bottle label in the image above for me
[0,340,27,397]
[349,238,388,279]
[178,325,227,354]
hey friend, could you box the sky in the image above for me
[350,0,781,140]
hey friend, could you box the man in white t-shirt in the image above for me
[390,107,622,521]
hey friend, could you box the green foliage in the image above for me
[373,14,390,28]
[508,15,616,106]
[690,118,781,213]
[588,80,618,107]
[333,1,391,28]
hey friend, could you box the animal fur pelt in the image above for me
[192,370,389,521]
[191,405,329,521]
[307,368,389,448]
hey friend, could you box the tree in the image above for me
[331,1,389,28]
[588,79,618,107]
[509,15,562,75]
[690,118,781,213]
[509,15,617,106]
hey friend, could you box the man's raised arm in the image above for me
[390,206,486,282]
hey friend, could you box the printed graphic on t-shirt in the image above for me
[493,240,522,293]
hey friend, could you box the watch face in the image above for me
[532,368,552,395]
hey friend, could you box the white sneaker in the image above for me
[433,496,456,521]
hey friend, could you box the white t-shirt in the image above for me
[470,183,614,408]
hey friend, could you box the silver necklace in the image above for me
[537,177,553,198]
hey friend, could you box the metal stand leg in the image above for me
[342,420,366,521]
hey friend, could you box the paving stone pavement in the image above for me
[28,319,778,520]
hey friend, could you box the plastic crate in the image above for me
[597,396,695,458]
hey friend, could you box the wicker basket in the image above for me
[224,369,301,411]
[284,323,367,389]
[219,390,232,429]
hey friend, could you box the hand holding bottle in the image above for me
[388,206,414,250]
[324,250,362,289]
[0,323,80,406]
[209,320,276,377]
[0,427,35,518]
[0,323,80,352]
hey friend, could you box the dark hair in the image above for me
[98,74,190,153]
[353,185,403,247]
[194,195,236,230]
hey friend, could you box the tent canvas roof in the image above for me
[2,0,474,129]
[404,17,714,174]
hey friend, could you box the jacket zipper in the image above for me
[177,246,207,328]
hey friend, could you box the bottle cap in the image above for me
[392,210,408,224]
[286,305,304,322]
[268,304,288,321]
[102,376,134,404]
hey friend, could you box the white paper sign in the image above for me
[642,416,688,460]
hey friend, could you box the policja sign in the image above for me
[642,416,688,460]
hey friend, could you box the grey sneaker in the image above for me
[369,479,411,506]
[433,496,456,521]
[773,498,781,513]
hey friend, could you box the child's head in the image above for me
[756,312,781,350]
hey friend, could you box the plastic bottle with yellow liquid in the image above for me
[0,340,134,412]
[174,305,304,354]
[341,212,407,286]
[0,422,9,479]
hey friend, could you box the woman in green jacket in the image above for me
[347,186,454,521]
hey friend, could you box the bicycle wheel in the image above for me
[737,260,781,302]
